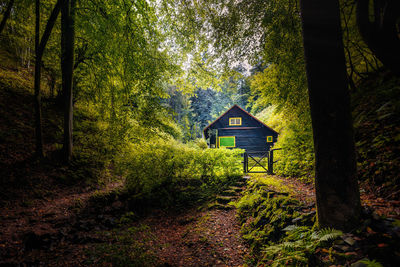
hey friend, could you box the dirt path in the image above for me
[0,177,249,266]
[142,207,248,266]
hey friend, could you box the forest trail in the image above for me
[1,173,400,266]
[141,207,248,266]
[0,177,249,266]
[134,178,250,266]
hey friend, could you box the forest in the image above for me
[0,0,399,266]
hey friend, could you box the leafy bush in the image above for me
[273,121,314,182]
[257,106,314,183]
[116,139,244,206]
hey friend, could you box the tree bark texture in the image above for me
[33,0,63,158]
[61,0,75,163]
[0,0,14,34]
[300,0,361,231]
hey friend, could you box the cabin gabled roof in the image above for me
[203,104,278,135]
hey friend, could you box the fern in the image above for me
[261,226,342,266]
[314,228,342,243]
[358,258,384,267]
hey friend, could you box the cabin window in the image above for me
[219,136,235,147]
[267,136,273,143]
[229,117,242,126]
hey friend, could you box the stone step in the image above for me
[232,182,246,188]
[229,186,243,193]
[216,195,234,205]
[208,202,234,211]
[220,189,238,197]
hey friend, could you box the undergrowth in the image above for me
[352,72,400,195]
[233,176,345,266]
[117,141,244,207]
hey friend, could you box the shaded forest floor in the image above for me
[0,177,249,266]
[1,173,400,266]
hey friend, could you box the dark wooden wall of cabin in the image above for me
[205,106,278,152]
[210,106,260,129]
[218,128,276,152]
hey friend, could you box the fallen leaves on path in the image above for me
[139,207,249,266]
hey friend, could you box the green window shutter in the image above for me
[219,136,235,147]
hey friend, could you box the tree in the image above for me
[300,0,361,230]
[34,0,63,158]
[61,0,75,163]
[0,0,14,34]
[356,0,400,75]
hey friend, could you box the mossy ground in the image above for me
[234,175,400,266]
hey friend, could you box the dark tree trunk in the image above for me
[0,0,14,34]
[300,0,361,231]
[33,0,63,158]
[61,0,75,163]
[34,0,44,158]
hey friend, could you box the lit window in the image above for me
[219,136,235,147]
[229,117,242,126]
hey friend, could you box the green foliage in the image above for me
[355,258,384,267]
[234,178,345,266]
[257,106,314,182]
[261,226,342,266]
[193,138,208,150]
[116,139,244,206]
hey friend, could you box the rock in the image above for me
[333,244,352,252]
[343,236,356,246]
[216,196,233,205]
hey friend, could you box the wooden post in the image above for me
[268,150,273,174]
[243,152,248,173]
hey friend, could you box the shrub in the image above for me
[116,139,244,206]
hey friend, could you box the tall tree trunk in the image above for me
[33,0,63,158]
[300,0,361,231]
[34,0,44,158]
[61,0,75,163]
[0,0,14,34]
[356,0,400,75]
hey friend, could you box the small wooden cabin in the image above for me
[203,105,278,152]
